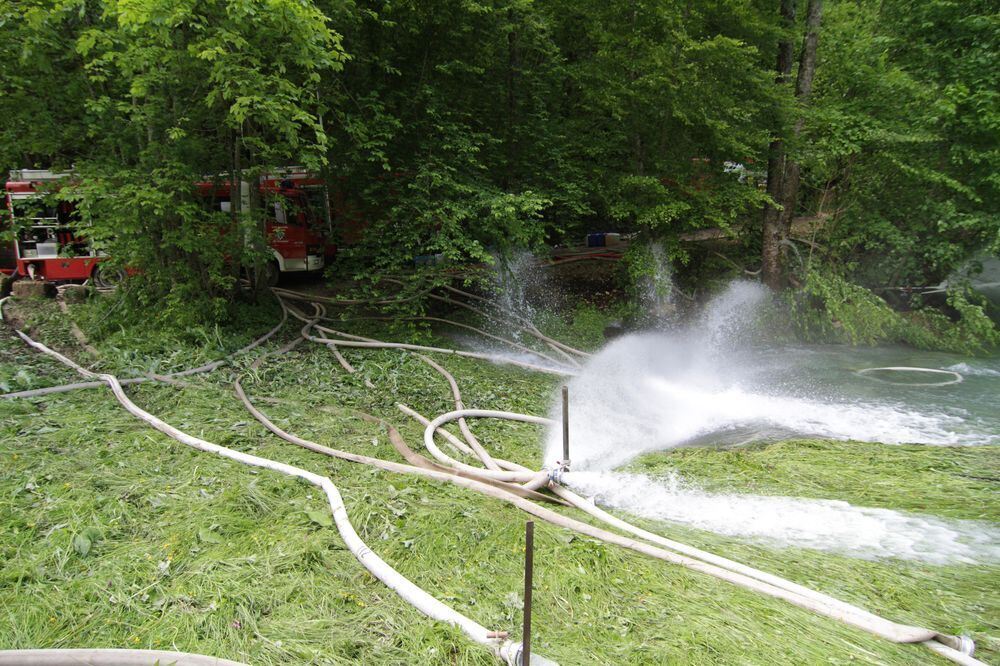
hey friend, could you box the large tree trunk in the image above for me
[776,0,824,244]
[761,0,797,290]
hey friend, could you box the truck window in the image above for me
[273,200,287,225]
[11,199,59,223]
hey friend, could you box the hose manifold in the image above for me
[549,461,570,485]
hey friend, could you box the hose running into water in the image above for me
[281,292,983,665]
[412,407,982,663]
[856,366,964,387]
[2,290,984,666]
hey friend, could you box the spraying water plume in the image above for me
[542,281,1000,563]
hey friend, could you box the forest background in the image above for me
[1,0,997,348]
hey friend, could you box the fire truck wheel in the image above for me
[260,261,281,288]
[92,264,126,289]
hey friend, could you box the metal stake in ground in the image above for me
[561,385,570,467]
[522,520,535,666]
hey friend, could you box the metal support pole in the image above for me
[522,520,534,666]
[561,385,569,466]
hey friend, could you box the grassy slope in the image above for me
[1,297,997,664]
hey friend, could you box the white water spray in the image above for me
[638,244,677,325]
[492,251,545,326]
[564,471,1000,564]
[543,281,1000,563]
[946,362,1000,378]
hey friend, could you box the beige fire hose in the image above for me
[412,407,981,665]
[277,290,983,664]
[0,649,247,666]
[1,294,288,400]
[280,291,986,665]
[2,310,548,666]
[3,293,985,665]
[306,324,574,376]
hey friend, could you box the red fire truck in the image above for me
[1,169,120,285]
[195,168,335,285]
[2,167,334,286]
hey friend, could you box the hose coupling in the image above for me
[549,461,570,485]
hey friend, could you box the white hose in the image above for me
[422,409,554,485]
[306,325,575,377]
[0,649,247,666]
[7,326,537,666]
[0,293,288,399]
[413,353,502,471]
[411,405,981,664]
[856,366,964,387]
[9,292,982,665]
[285,292,983,665]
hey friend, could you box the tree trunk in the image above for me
[776,0,823,245]
[504,7,518,190]
[761,0,797,290]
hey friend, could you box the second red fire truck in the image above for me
[2,168,335,286]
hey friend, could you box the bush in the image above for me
[789,270,1000,354]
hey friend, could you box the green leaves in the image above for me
[306,509,333,528]
[800,0,999,291]
[72,527,103,557]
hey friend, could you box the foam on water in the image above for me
[946,362,1000,377]
[564,471,1000,564]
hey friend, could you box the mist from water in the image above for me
[529,280,1000,563]
[544,281,997,470]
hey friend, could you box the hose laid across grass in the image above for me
[279,292,982,665]
[304,323,575,377]
[0,649,248,666]
[6,291,984,666]
[412,407,982,664]
[0,294,288,399]
[5,315,544,666]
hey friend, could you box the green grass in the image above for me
[1,296,998,664]
[630,440,1000,523]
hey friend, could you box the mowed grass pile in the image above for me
[1,296,997,664]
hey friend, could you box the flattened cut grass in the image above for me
[630,439,1000,523]
[1,296,997,664]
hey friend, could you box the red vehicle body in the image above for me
[2,168,335,284]
[2,170,111,283]
[195,168,335,279]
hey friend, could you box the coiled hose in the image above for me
[2,292,985,666]
[289,295,983,666]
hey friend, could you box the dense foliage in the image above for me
[798,0,999,287]
[0,0,996,337]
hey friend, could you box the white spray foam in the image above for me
[946,363,1000,377]
[545,281,996,468]
[564,471,1000,564]
[537,281,1000,561]
[450,334,577,374]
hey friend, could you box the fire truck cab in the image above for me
[196,167,334,283]
[2,167,335,286]
[2,170,113,284]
